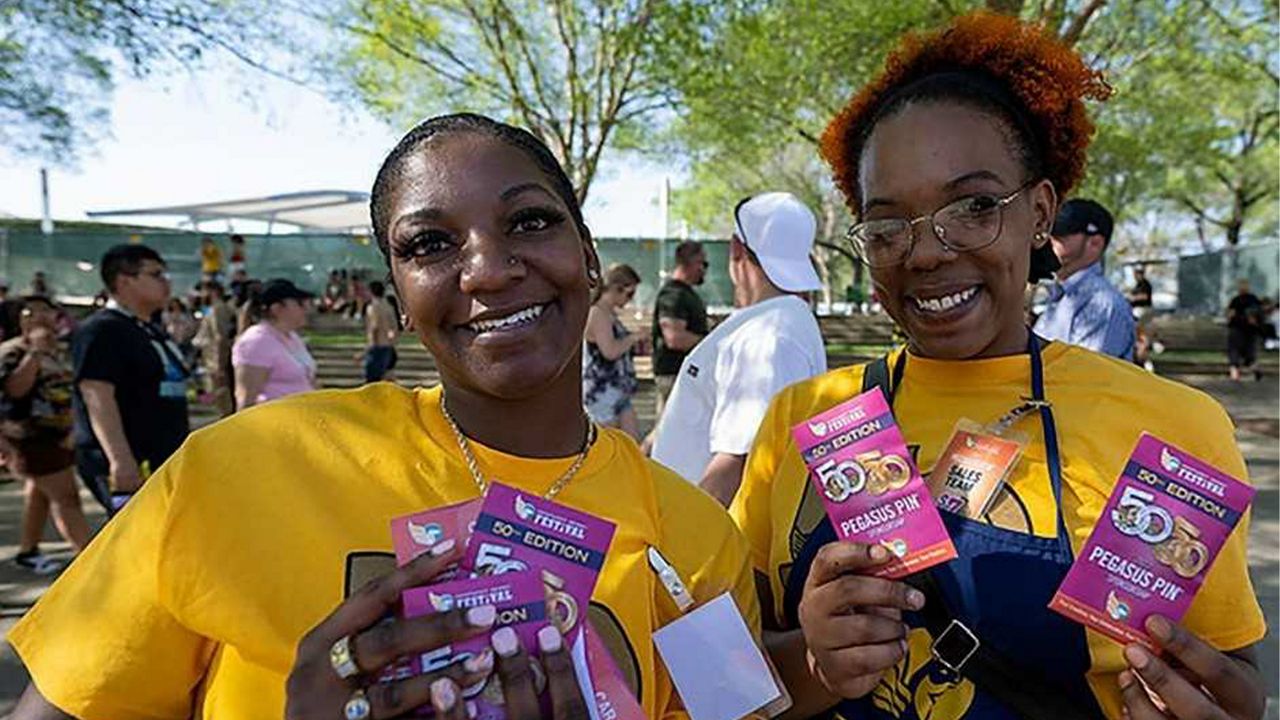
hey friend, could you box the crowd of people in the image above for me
[0,239,408,574]
[0,11,1273,720]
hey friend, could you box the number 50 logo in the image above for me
[1110,487,1174,544]
[815,459,867,503]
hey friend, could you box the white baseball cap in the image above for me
[733,192,821,292]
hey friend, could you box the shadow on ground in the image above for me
[0,377,1274,717]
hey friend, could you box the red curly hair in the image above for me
[820,11,1111,213]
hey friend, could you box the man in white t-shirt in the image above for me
[651,192,826,505]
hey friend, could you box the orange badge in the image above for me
[928,424,1024,520]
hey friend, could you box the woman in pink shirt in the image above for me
[232,279,317,410]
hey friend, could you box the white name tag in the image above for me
[653,593,784,720]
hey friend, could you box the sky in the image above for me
[0,65,673,237]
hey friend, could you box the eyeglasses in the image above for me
[846,181,1035,268]
[128,268,170,282]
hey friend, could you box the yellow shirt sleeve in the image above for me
[652,462,765,720]
[7,449,214,720]
[1176,399,1267,652]
[732,386,791,575]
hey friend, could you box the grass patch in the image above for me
[303,331,1278,365]
[823,343,895,356]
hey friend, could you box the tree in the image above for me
[2,0,278,163]
[655,1,1112,238]
[1151,1,1277,248]
[1072,0,1278,252]
[660,0,1277,265]
[316,0,672,203]
[669,141,859,303]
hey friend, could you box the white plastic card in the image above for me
[653,593,783,720]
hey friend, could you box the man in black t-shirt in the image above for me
[1225,278,1264,382]
[1128,266,1153,310]
[72,244,190,514]
[648,241,709,434]
[1128,266,1156,370]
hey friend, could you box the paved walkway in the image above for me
[0,376,1274,717]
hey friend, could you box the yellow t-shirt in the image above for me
[731,342,1265,720]
[200,243,223,274]
[9,384,759,720]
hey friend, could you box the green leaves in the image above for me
[3,0,283,164]
[659,0,1277,254]
[323,0,671,201]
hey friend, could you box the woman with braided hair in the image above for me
[9,114,760,720]
[731,12,1265,720]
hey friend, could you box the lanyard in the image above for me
[886,331,1070,547]
[106,306,190,378]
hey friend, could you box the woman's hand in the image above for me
[429,623,591,719]
[797,542,924,700]
[24,326,56,354]
[285,538,591,719]
[1119,615,1264,720]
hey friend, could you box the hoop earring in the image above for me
[1034,231,1050,247]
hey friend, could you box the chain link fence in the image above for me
[0,225,735,310]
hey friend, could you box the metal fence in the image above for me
[1177,242,1279,315]
[0,226,735,310]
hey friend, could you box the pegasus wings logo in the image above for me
[1160,447,1182,474]
[512,493,588,539]
[408,521,444,548]
[514,495,537,522]
[808,421,829,437]
[429,592,455,612]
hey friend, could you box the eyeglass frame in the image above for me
[125,267,171,282]
[845,179,1039,268]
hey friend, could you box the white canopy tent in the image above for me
[87,190,371,233]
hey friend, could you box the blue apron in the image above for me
[784,335,1105,719]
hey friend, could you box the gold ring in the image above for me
[329,635,361,681]
[343,688,372,720]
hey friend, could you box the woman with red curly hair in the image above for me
[730,12,1265,720]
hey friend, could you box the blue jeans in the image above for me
[364,346,397,382]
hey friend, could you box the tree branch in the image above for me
[1059,0,1107,46]
[1176,193,1228,229]
[457,0,552,146]
[109,0,311,88]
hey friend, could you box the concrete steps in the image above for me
[300,311,1275,392]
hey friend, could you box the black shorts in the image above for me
[2,430,74,477]
[1227,327,1258,367]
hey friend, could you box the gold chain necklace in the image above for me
[439,395,598,499]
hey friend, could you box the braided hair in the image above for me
[370,113,591,262]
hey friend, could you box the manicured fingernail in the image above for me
[538,625,563,653]
[1124,645,1150,670]
[466,605,496,627]
[1145,615,1172,641]
[431,678,457,710]
[907,589,926,610]
[869,545,889,561]
[899,638,908,655]
[463,649,494,674]
[492,626,520,657]
[466,700,478,719]
[430,538,457,557]
[1117,669,1134,690]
